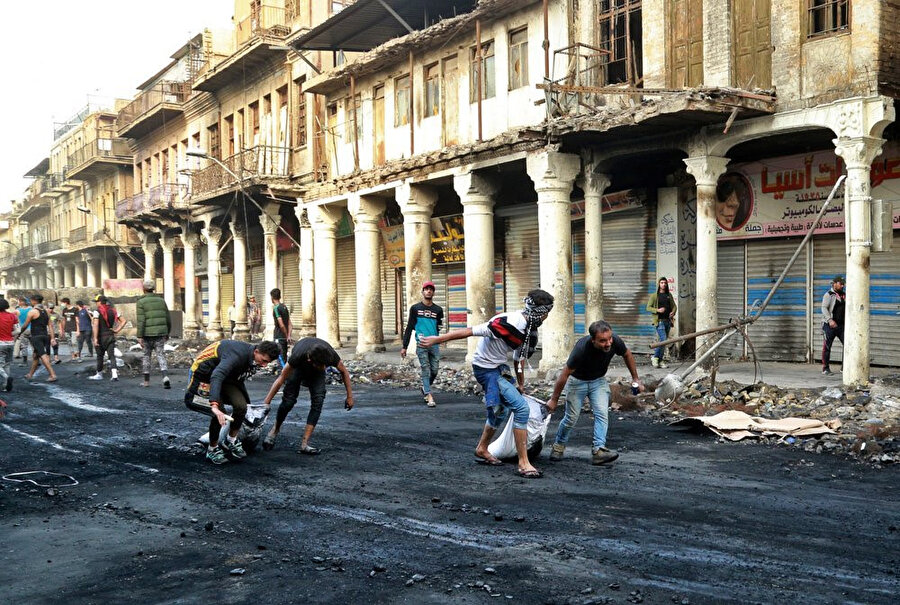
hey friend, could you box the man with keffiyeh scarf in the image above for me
[421,288,554,479]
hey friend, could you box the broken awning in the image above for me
[290,0,478,52]
[670,410,841,441]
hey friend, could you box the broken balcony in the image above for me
[115,183,189,222]
[117,81,193,139]
[189,146,290,202]
[66,139,133,180]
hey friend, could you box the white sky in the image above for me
[0,0,235,211]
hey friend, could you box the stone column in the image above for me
[116,255,128,279]
[141,233,158,283]
[45,263,55,289]
[51,261,64,289]
[396,181,438,322]
[159,235,177,309]
[65,263,76,287]
[201,220,225,341]
[453,171,499,360]
[231,211,250,341]
[526,150,581,370]
[0,272,6,290]
[297,207,317,336]
[181,230,200,339]
[28,267,37,290]
[99,255,111,286]
[683,155,730,359]
[308,204,341,345]
[348,193,386,354]
[579,170,611,328]
[83,253,101,288]
[834,136,884,386]
[261,203,282,340]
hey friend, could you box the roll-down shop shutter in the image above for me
[812,236,845,366]
[200,277,209,324]
[381,251,400,341]
[745,238,808,361]
[219,272,235,328]
[279,250,301,336]
[573,222,587,337]
[248,264,266,302]
[336,237,357,345]
[600,206,657,353]
[503,213,541,311]
[716,241,747,360]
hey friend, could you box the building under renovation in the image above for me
[1,0,898,387]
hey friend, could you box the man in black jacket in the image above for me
[185,339,281,465]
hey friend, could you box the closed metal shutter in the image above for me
[717,241,746,360]
[745,238,808,361]
[280,250,301,325]
[601,207,657,353]
[812,236,844,365]
[503,213,541,311]
[220,272,234,329]
[381,251,401,341]
[336,237,357,344]
[200,277,209,323]
[573,222,586,337]
[248,264,266,301]
[447,263,467,331]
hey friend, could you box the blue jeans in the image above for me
[472,364,530,430]
[553,376,611,450]
[654,320,672,359]
[416,344,440,395]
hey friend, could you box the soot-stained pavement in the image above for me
[1,363,898,604]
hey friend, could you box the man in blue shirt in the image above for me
[401,281,444,407]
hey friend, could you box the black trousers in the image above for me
[275,369,327,427]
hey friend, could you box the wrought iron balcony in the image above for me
[66,139,133,179]
[190,146,290,197]
[117,81,193,138]
[70,226,88,244]
[236,4,290,46]
[115,183,189,220]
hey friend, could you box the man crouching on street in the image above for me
[184,339,281,465]
[421,289,554,479]
[261,337,353,455]
[547,320,643,465]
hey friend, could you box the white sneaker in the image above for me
[110,369,118,382]
[88,373,103,381]
[659,360,669,369]
[651,357,660,368]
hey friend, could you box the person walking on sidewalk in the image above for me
[136,279,172,389]
[21,294,58,383]
[89,295,125,382]
[821,275,846,376]
[547,320,643,466]
[14,297,31,364]
[646,276,676,368]
[421,289,554,479]
[401,280,444,407]
[248,296,261,340]
[262,337,354,455]
[60,298,78,361]
[0,298,20,391]
[271,288,292,362]
[184,339,281,464]
[74,300,94,360]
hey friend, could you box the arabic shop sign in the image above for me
[381,215,465,268]
[715,142,900,240]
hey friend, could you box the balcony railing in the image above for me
[117,81,192,132]
[191,146,290,196]
[236,4,289,46]
[115,183,189,220]
[70,226,88,244]
[67,138,132,172]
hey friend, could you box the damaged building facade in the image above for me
[2,0,898,388]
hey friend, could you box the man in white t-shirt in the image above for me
[421,288,554,479]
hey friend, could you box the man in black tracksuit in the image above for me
[821,275,845,376]
[185,339,280,465]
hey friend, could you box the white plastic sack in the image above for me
[487,394,552,461]
[198,403,269,451]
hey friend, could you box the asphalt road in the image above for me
[1,361,898,605]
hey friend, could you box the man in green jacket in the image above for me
[136,279,172,388]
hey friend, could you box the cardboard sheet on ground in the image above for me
[487,395,552,460]
[669,409,841,441]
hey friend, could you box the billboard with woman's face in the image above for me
[715,173,754,231]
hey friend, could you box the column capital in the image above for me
[683,155,730,187]
[308,204,343,232]
[347,193,386,224]
[833,135,886,169]
[140,231,159,246]
[159,233,178,252]
[261,203,283,235]
[578,171,612,197]
[29,266,37,275]
[46,260,58,269]
[181,230,200,249]
[453,171,500,202]
[81,251,96,263]
[202,222,224,244]
[294,205,311,228]
[526,150,581,192]
[396,181,438,217]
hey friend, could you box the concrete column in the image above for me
[579,170,611,328]
[99,255,111,286]
[116,255,127,279]
[83,253,101,288]
[834,136,885,386]
[396,181,438,316]
[159,234,177,310]
[0,272,6,290]
[308,204,341,346]
[64,264,75,287]
[28,267,37,290]
[231,211,250,341]
[261,203,282,340]
[453,171,499,360]
[45,265,54,289]
[141,233,158,282]
[181,230,200,339]
[526,150,581,370]
[683,155,730,359]
[348,193,386,354]
[201,220,225,341]
[297,207,317,336]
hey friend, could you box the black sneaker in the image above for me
[5,377,12,392]
[162,377,171,389]
[822,368,834,376]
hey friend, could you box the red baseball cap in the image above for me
[422,281,435,290]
